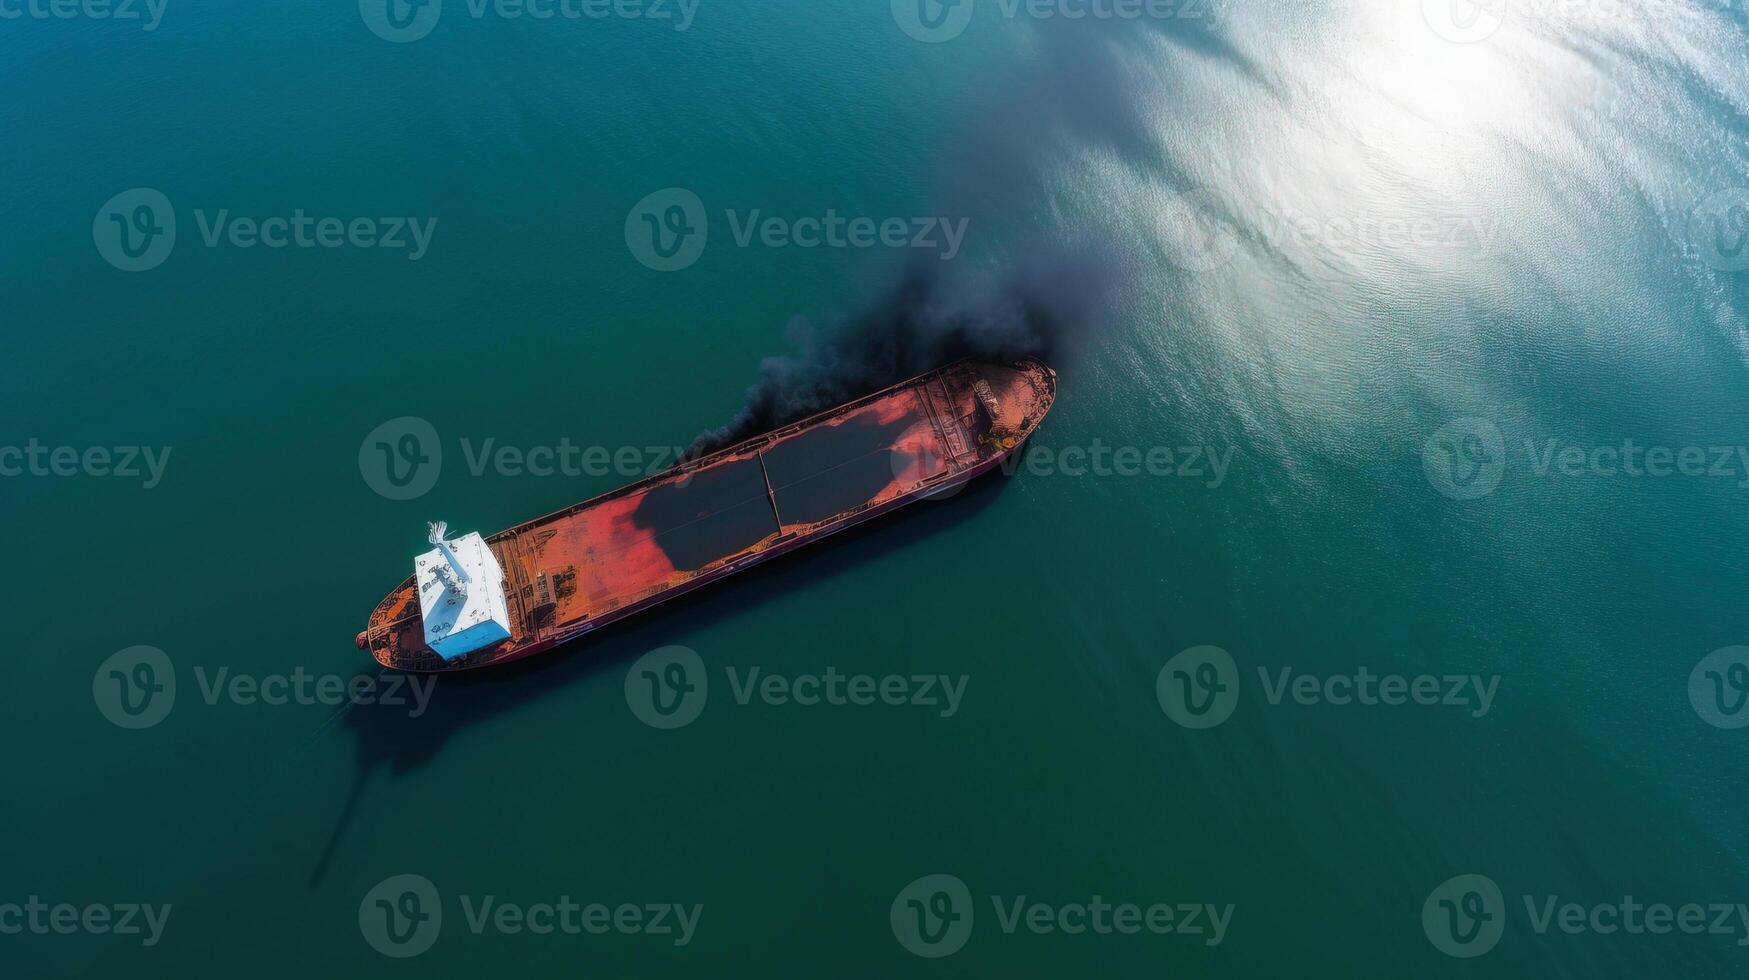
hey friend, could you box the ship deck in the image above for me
[364,358,1055,671]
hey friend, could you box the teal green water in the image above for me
[6,1,1749,976]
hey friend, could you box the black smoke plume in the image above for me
[684,20,1162,459]
[683,247,1112,459]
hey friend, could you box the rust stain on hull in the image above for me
[359,358,1057,672]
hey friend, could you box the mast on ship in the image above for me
[427,520,471,597]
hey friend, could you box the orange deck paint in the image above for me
[357,358,1056,672]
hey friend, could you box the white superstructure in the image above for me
[417,522,512,660]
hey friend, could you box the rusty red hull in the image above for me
[359,358,1057,672]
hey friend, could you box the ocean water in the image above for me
[4,0,1749,976]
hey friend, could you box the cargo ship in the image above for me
[357,357,1056,672]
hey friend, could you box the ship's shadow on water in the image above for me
[308,469,1013,886]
